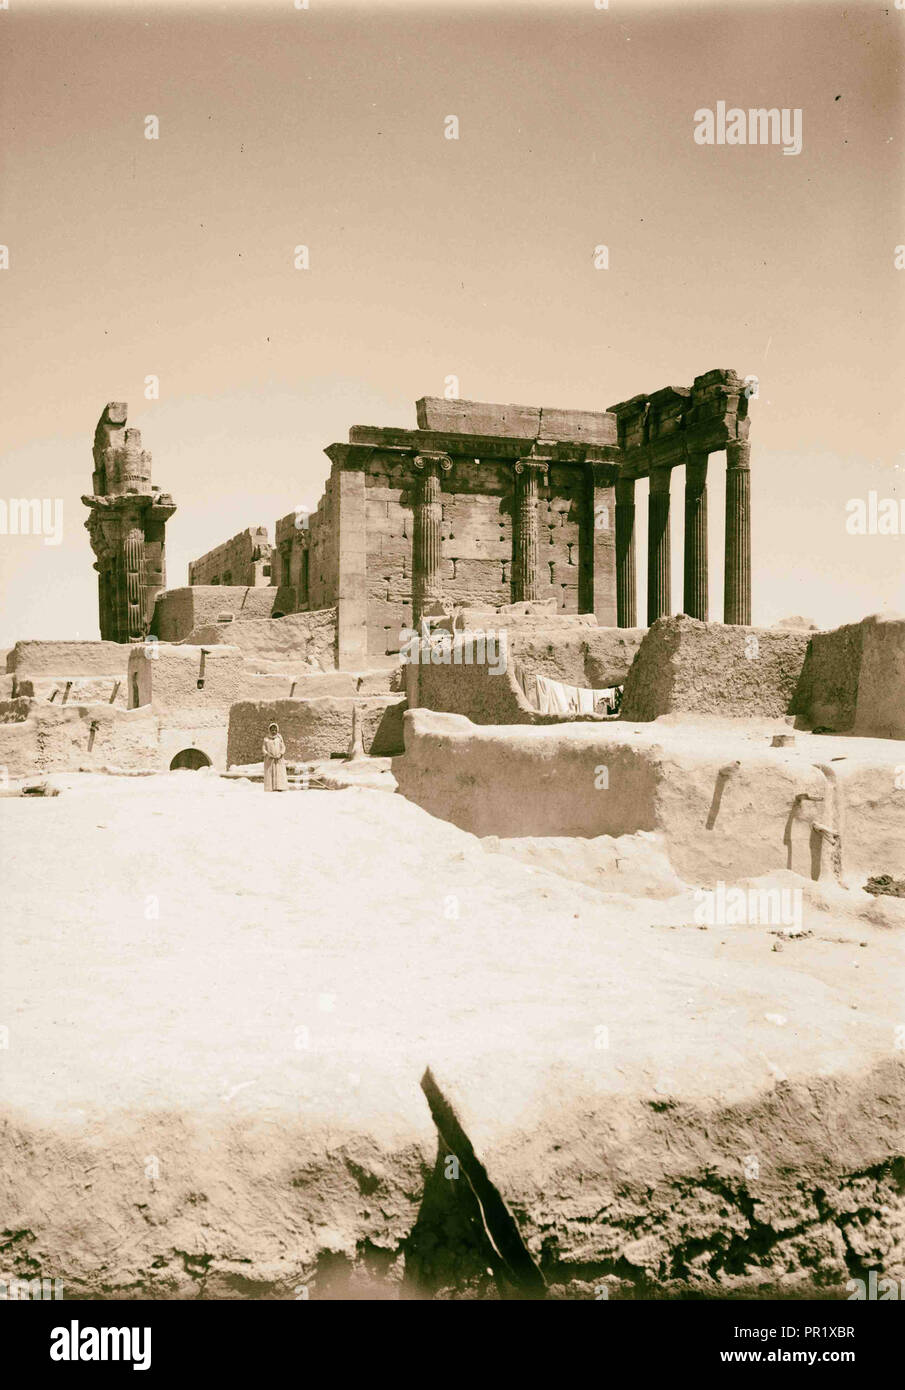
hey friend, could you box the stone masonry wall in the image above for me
[363,450,601,659]
[188,526,272,587]
[307,478,339,613]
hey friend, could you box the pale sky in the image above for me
[1,0,903,645]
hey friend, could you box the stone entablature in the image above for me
[606,369,752,628]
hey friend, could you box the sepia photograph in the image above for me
[1,0,903,1368]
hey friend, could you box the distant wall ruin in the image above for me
[188,526,272,587]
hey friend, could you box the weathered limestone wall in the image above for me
[394,710,905,883]
[227,694,406,764]
[188,526,272,587]
[360,450,613,659]
[620,616,810,721]
[152,586,280,642]
[272,511,310,610]
[306,479,340,614]
[6,640,129,677]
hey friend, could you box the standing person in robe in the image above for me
[262,722,288,792]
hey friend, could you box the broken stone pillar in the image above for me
[724,440,751,625]
[412,452,452,627]
[82,404,176,643]
[683,453,709,621]
[647,466,672,624]
[512,459,547,603]
[615,476,637,628]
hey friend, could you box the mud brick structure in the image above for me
[82,404,176,642]
[188,526,272,588]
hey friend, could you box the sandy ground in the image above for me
[1,772,903,1297]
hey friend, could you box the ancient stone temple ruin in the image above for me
[185,367,752,666]
[82,403,176,642]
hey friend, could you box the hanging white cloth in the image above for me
[527,672,618,715]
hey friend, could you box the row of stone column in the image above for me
[412,452,554,625]
[410,443,751,628]
[615,441,751,627]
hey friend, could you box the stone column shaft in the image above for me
[724,440,751,625]
[413,453,451,625]
[123,525,146,641]
[615,476,637,628]
[513,460,546,603]
[647,467,672,624]
[683,453,709,621]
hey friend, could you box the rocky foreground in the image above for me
[1,774,903,1299]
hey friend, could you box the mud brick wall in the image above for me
[227,693,406,764]
[129,644,248,712]
[0,703,159,776]
[853,615,905,739]
[621,615,810,721]
[152,586,280,642]
[6,640,129,677]
[789,622,864,732]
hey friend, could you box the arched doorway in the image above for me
[169,748,212,771]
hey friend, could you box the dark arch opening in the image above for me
[169,748,212,771]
